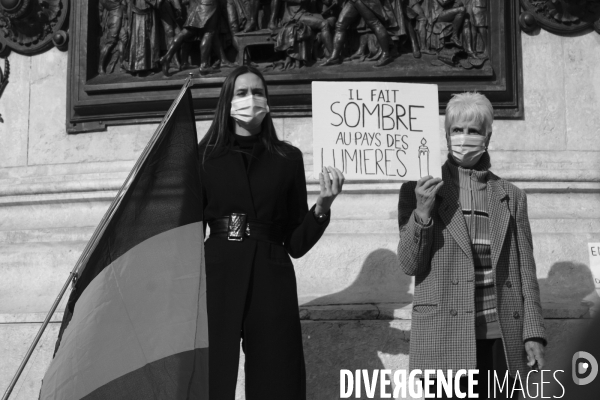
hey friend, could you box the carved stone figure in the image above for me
[98,0,128,74]
[273,19,313,69]
[465,0,487,57]
[519,0,600,35]
[268,0,283,29]
[225,0,270,33]
[322,0,396,67]
[242,0,261,31]
[226,0,251,33]
[425,0,474,56]
[122,0,162,74]
[160,0,219,75]
[211,0,240,69]
[159,0,185,69]
[405,0,430,56]
[273,0,334,66]
[343,0,411,63]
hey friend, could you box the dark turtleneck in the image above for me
[233,133,260,170]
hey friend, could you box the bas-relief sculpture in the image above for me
[519,0,600,34]
[97,0,490,76]
[67,1,523,132]
[0,1,594,129]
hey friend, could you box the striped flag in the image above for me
[40,81,208,399]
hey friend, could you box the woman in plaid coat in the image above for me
[397,92,547,398]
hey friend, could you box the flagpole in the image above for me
[1,75,195,400]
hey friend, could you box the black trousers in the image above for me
[431,339,518,399]
[206,242,306,400]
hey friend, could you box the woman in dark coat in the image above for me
[198,65,344,400]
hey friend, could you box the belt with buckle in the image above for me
[208,213,284,244]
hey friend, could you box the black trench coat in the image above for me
[199,140,329,400]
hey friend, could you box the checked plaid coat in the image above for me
[397,157,547,377]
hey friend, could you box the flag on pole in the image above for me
[40,80,208,400]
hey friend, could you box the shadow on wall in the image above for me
[305,248,414,306]
[538,261,598,306]
[299,258,600,398]
[303,248,414,400]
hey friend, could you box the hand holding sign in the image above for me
[415,175,444,223]
[312,81,442,181]
[316,166,345,215]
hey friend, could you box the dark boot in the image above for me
[199,31,216,75]
[372,23,392,67]
[321,31,345,66]
[374,51,393,67]
[450,11,466,47]
[160,55,172,76]
[462,19,476,57]
[319,21,334,56]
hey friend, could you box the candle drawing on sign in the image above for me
[418,138,429,178]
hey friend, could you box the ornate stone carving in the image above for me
[520,0,600,34]
[0,57,9,123]
[68,1,524,132]
[0,0,69,55]
[93,0,491,77]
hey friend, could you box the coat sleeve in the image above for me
[283,154,329,259]
[396,181,435,276]
[515,190,547,345]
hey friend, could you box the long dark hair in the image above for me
[199,66,290,163]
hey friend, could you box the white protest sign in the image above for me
[588,243,600,295]
[312,81,442,180]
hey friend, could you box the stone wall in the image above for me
[1,30,599,399]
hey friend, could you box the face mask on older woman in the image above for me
[449,134,488,168]
[230,95,270,132]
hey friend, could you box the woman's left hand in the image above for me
[315,166,345,215]
[525,340,546,370]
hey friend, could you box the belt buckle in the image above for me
[227,213,247,241]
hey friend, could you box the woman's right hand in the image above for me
[415,175,444,223]
[315,166,345,215]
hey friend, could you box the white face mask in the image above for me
[449,134,488,168]
[230,95,270,132]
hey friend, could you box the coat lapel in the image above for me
[437,165,473,260]
[487,173,510,272]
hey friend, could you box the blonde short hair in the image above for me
[445,92,493,135]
